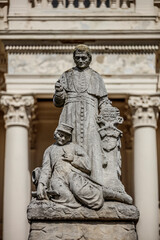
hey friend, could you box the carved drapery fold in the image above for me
[0,94,35,128]
[128,95,160,129]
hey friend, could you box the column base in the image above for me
[28,200,139,240]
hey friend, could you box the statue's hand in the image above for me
[62,153,74,162]
[37,183,48,200]
[55,81,64,92]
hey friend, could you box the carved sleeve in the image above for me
[38,146,52,187]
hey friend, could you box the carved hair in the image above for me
[73,44,92,63]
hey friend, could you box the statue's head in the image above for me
[54,123,73,146]
[73,44,92,70]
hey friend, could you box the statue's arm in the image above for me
[37,146,53,200]
[98,95,111,112]
[38,146,52,187]
[53,74,66,107]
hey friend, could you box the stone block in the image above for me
[28,200,139,240]
[28,222,137,240]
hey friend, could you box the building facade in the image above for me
[0,0,160,239]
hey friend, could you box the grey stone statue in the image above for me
[28,45,139,240]
[33,44,132,209]
[53,44,110,184]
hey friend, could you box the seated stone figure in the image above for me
[36,123,104,210]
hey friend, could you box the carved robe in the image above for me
[53,67,108,183]
[38,142,103,209]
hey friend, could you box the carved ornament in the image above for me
[0,94,35,128]
[128,95,160,128]
[4,44,159,54]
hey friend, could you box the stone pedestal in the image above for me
[28,200,139,240]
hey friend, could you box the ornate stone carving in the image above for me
[97,104,132,203]
[0,94,35,128]
[5,43,159,54]
[32,45,133,208]
[28,45,138,240]
[128,95,160,128]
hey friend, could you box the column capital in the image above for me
[128,95,160,128]
[0,94,36,128]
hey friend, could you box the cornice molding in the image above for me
[1,29,160,41]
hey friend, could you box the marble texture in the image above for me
[8,54,155,75]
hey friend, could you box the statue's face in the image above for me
[74,51,90,70]
[55,130,71,146]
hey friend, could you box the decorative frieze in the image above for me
[128,95,160,128]
[5,44,159,54]
[0,94,35,128]
[29,0,133,10]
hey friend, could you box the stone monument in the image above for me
[27,45,139,240]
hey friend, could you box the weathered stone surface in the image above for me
[28,45,139,240]
[28,222,137,240]
[27,199,139,221]
[8,53,155,75]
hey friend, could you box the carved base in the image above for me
[28,200,139,240]
[28,222,137,240]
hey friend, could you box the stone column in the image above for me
[128,95,160,240]
[135,0,154,14]
[0,94,35,240]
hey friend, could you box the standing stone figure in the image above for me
[53,44,110,184]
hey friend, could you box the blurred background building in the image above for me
[0,0,160,239]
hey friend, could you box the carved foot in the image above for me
[103,186,133,205]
